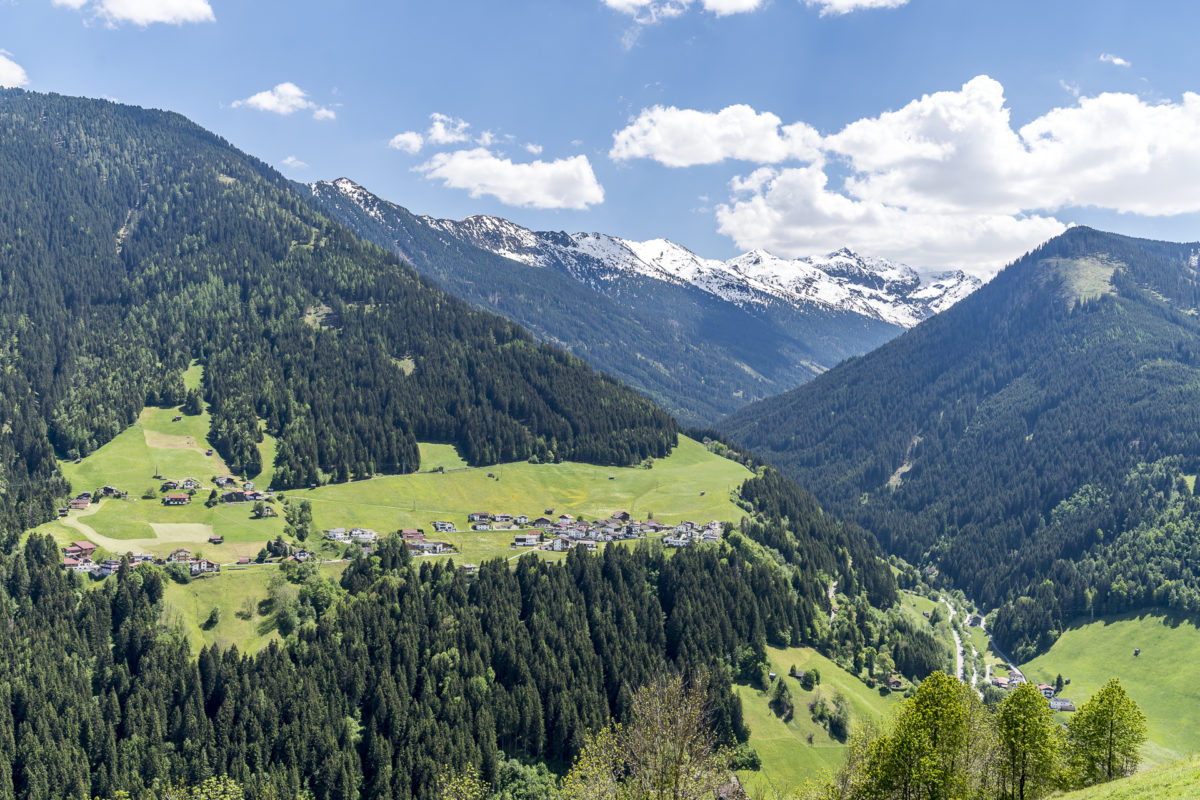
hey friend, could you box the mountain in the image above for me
[0,88,676,543]
[311,178,980,424]
[723,227,1200,660]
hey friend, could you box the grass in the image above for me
[1022,611,1200,767]
[160,567,282,654]
[1057,757,1200,799]
[737,646,900,793]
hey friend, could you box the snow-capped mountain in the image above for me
[419,210,981,329]
[310,177,979,425]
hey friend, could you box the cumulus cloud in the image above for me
[524,143,544,155]
[1100,53,1131,67]
[427,113,471,145]
[388,131,424,154]
[281,156,308,169]
[417,148,605,210]
[0,51,29,88]
[611,104,821,166]
[53,0,215,26]
[621,76,1200,273]
[232,83,334,121]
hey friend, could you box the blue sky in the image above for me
[3,0,1200,274]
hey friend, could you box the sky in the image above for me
[3,0,1200,276]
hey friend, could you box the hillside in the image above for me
[0,88,677,548]
[1022,612,1200,767]
[1057,757,1200,799]
[723,228,1200,660]
[311,178,977,424]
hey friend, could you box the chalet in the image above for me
[101,485,124,497]
[514,515,530,526]
[189,559,220,576]
[349,528,378,543]
[324,527,348,541]
[208,535,223,545]
[168,548,192,563]
[63,557,80,569]
[161,480,180,491]
[888,676,904,691]
[611,511,631,522]
[992,676,1010,690]
[1049,698,1076,712]
[214,476,235,487]
[458,563,478,576]
[67,541,97,557]
[69,497,90,511]
[532,517,554,527]
[493,513,513,523]
[242,481,255,490]
[180,478,201,490]
[98,559,123,577]
[472,522,492,531]
[968,614,984,628]
[408,540,449,556]
[400,529,424,539]
[513,533,541,547]
[163,493,190,506]
[468,512,491,522]
[432,521,456,533]
[550,536,571,552]
[558,514,574,524]
[1037,683,1056,699]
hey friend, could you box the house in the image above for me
[324,527,348,541]
[168,548,192,563]
[513,533,540,547]
[611,511,631,522]
[472,522,492,531]
[189,559,220,576]
[237,557,251,565]
[1049,698,1076,712]
[208,535,223,545]
[161,480,179,491]
[888,676,904,691]
[550,536,571,552]
[458,563,478,576]
[69,497,90,511]
[992,676,1010,690]
[57,507,69,517]
[259,505,278,518]
[400,529,424,540]
[98,559,123,577]
[468,512,490,522]
[62,557,80,569]
[514,515,530,526]
[1037,683,1056,699]
[349,528,378,543]
[432,521,456,533]
[214,476,235,487]
[493,513,513,523]
[67,541,97,557]
[242,481,255,490]
[558,514,574,524]
[532,516,554,527]
[968,614,984,628]
[163,493,190,506]
[408,540,449,556]
[181,478,201,490]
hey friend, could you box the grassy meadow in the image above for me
[1022,612,1200,767]
[1058,757,1200,799]
[737,646,900,792]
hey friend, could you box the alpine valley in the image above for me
[310,178,980,425]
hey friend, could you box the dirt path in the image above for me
[941,597,965,682]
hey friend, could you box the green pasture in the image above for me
[737,646,899,793]
[1023,612,1200,767]
[1058,757,1200,799]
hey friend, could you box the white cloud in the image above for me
[1100,53,1131,68]
[417,148,605,210]
[804,0,908,15]
[54,0,215,26]
[476,131,497,147]
[611,104,821,166]
[427,113,471,145]
[232,83,334,121]
[602,0,763,25]
[281,155,308,169]
[0,51,29,88]
[625,75,1200,273]
[388,131,424,154]
[524,143,544,155]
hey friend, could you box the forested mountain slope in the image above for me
[0,89,676,546]
[724,228,1200,659]
[311,178,916,424]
